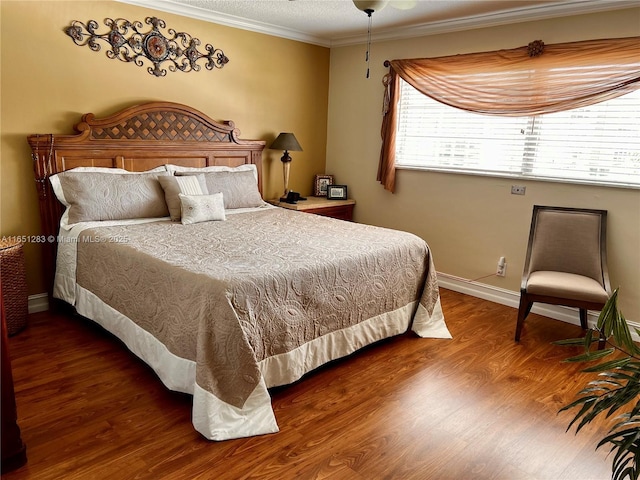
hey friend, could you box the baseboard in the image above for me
[28,293,49,314]
[436,272,640,341]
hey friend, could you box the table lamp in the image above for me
[270,132,303,201]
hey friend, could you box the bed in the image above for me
[28,102,450,440]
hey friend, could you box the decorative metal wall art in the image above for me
[527,40,545,57]
[64,17,229,77]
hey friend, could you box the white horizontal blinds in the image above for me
[395,79,640,187]
[396,79,529,175]
[529,89,640,186]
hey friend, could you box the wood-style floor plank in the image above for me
[2,289,618,479]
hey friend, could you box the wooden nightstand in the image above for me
[267,197,355,221]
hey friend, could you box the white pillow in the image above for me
[179,193,226,225]
[165,163,258,183]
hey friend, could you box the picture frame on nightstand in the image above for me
[314,174,334,196]
[326,184,348,200]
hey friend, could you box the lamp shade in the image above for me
[270,132,303,152]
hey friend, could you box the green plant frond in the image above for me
[608,402,631,419]
[611,390,640,416]
[564,398,598,430]
[597,288,619,333]
[623,363,640,373]
[605,434,639,480]
[617,313,640,356]
[577,398,622,431]
[611,439,638,465]
[578,386,615,397]
[612,444,635,471]
[560,396,598,413]
[601,387,640,419]
[564,348,616,363]
[553,337,592,346]
[583,358,634,372]
[584,329,594,350]
[611,312,639,357]
[605,371,639,382]
[619,430,640,454]
[602,397,631,419]
[566,390,632,431]
[612,455,636,480]
[576,412,600,433]
[559,288,640,480]
[611,419,640,435]
[579,383,615,393]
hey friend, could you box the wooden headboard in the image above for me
[27,101,266,296]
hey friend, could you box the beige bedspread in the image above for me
[74,207,447,435]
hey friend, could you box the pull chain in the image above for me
[365,9,373,79]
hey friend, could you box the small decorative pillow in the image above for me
[177,170,263,209]
[179,193,226,225]
[51,171,170,224]
[158,174,208,221]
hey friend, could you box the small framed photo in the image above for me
[314,174,334,197]
[326,184,348,200]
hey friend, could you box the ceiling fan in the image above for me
[352,1,417,78]
[353,1,417,11]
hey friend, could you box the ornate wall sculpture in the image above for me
[64,17,229,77]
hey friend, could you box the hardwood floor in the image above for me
[2,289,616,480]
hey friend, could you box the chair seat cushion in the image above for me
[526,271,609,304]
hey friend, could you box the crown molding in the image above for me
[116,0,332,47]
[117,0,638,48]
[333,0,640,46]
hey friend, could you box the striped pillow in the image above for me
[158,174,209,221]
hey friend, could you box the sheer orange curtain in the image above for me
[378,36,640,192]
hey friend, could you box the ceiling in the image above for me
[119,0,637,47]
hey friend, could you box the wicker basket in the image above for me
[0,240,28,336]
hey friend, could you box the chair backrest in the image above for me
[524,205,608,286]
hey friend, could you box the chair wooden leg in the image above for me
[525,301,533,318]
[515,292,532,342]
[579,308,588,330]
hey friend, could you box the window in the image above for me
[395,79,640,188]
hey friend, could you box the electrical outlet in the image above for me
[496,257,506,277]
[511,185,526,195]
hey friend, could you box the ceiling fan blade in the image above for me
[390,0,417,9]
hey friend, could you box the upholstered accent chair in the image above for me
[515,205,611,342]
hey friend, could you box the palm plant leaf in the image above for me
[583,359,633,373]
[556,288,640,480]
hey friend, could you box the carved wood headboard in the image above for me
[27,101,266,296]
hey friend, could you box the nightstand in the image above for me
[267,197,355,221]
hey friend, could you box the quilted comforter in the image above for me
[55,206,450,440]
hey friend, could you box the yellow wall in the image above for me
[0,1,329,295]
[327,8,640,319]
